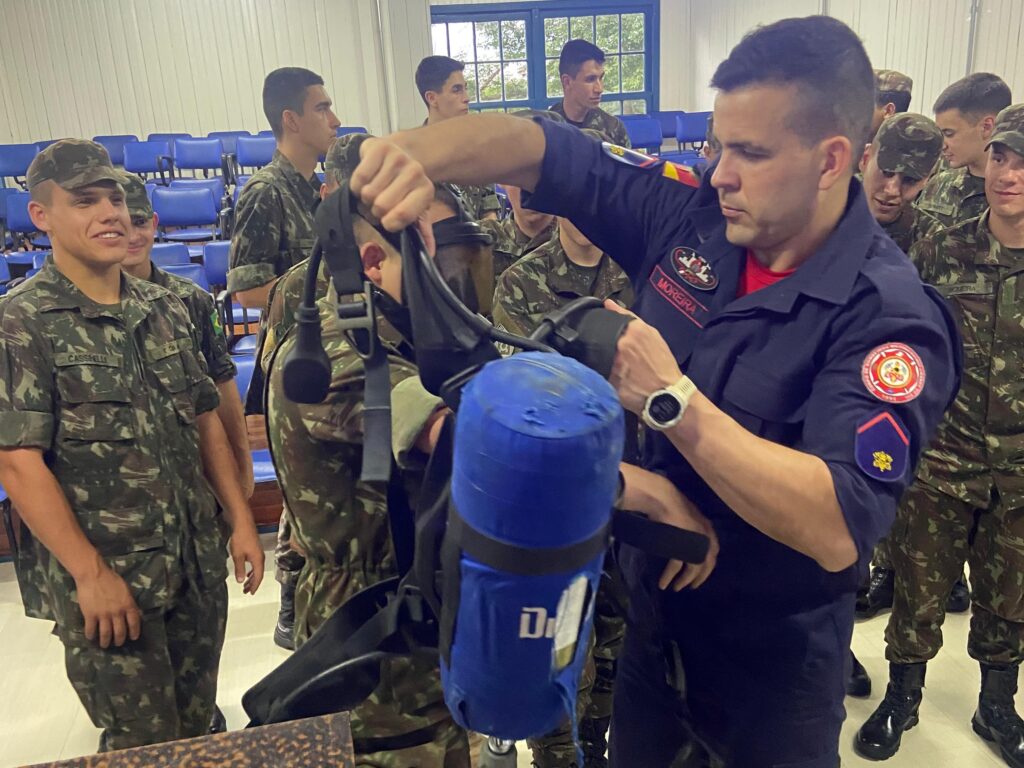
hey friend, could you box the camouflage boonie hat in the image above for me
[117,171,153,220]
[324,132,373,185]
[875,113,943,180]
[26,138,123,192]
[875,69,913,95]
[986,104,1024,157]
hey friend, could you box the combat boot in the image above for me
[274,581,296,651]
[972,663,1024,768]
[579,715,611,768]
[947,573,971,614]
[855,567,894,619]
[847,652,872,698]
[854,662,926,760]
[209,705,227,734]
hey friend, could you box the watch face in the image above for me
[649,392,682,424]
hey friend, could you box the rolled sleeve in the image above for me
[0,304,55,450]
[227,182,284,293]
[194,292,237,384]
[391,376,443,469]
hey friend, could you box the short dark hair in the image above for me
[877,90,912,113]
[933,72,1012,120]
[559,39,605,78]
[416,56,465,104]
[262,67,324,138]
[710,16,874,147]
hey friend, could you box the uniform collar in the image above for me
[541,235,625,297]
[35,262,153,327]
[972,210,1023,269]
[147,263,171,288]
[270,149,321,206]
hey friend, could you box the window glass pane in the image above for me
[431,24,449,56]
[623,99,647,115]
[621,13,644,52]
[503,61,529,101]
[604,101,623,116]
[621,54,644,92]
[545,17,568,57]
[475,21,500,61]
[465,66,479,102]
[596,15,619,53]
[546,58,562,99]
[478,62,502,102]
[501,19,527,59]
[476,107,508,114]
[603,55,621,94]
[570,15,595,42]
[449,22,475,62]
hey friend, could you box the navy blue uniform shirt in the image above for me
[525,119,961,614]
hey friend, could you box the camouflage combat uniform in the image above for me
[912,166,988,243]
[480,216,556,279]
[228,148,320,588]
[0,258,228,750]
[549,102,631,148]
[451,183,501,221]
[884,208,1024,666]
[266,295,470,767]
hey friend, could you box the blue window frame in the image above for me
[430,0,659,115]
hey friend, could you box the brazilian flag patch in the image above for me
[211,309,224,337]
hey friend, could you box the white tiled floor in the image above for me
[0,538,1016,767]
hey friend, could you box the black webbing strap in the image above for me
[359,335,392,483]
[612,509,710,564]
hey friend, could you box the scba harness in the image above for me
[243,183,709,748]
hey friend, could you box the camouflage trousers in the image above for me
[63,576,228,752]
[274,505,305,587]
[528,569,625,768]
[885,480,1024,665]
[872,533,895,571]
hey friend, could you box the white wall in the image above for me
[973,0,1024,102]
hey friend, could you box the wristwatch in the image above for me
[642,375,698,431]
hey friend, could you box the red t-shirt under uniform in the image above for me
[737,249,797,297]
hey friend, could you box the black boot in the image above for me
[209,705,227,734]
[273,581,296,651]
[947,574,971,614]
[854,662,926,760]
[972,663,1024,768]
[856,567,895,619]
[847,652,872,698]
[579,715,610,768]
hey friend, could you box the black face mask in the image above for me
[373,288,414,344]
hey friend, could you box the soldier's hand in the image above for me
[76,564,142,648]
[351,138,435,233]
[604,300,683,415]
[230,524,265,595]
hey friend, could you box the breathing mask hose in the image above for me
[282,241,332,404]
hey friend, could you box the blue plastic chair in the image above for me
[204,241,230,286]
[5,192,50,248]
[147,133,192,157]
[31,251,51,269]
[624,116,664,153]
[257,130,275,138]
[150,242,191,267]
[233,174,252,205]
[235,137,275,170]
[676,112,712,149]
[207,130,251,155]
[0,144,39,185]
[233,354,255,399]
[232,335,258,355]
[336,126,369,137]
[251,448,277,484]
[169,177,226,211]
[653,111,687,143]
[0,257,11,283]
[93,134,139,165]
[162,262,211,291]
[152,188,219,242]
[123,141,172,176]
[34,139,60,152]
[5,251,34,267]
[173,138,224,177]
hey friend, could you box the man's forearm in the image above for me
[215,380,252,486]
[667,394,857,572]
[197,412,255,532]
[0,449,104,581]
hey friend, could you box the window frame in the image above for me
[430,0,659,115]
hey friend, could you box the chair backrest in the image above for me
[5,192,33,233]
[149,242,191,267]
[257,130,275,137]
[162,262,211,291]
[236,136,275,169]
[207,130,251,155]
[34,139,60,152]
[169,177,226,210]
[93,134,139,165]
[0,143,40,180]
[233,174,252,205]
[0,257,10,283]
[624,116,664,152]
[147,132,192,157]
[204,241,230,286]
[151,187,218,227]
[31,251,50,269]
[676,112,712,145]
[336,126,368,137]
[233,354,256,400]
[0,186,19,221]
[123,141,171,174]
[653,110,686,139]
[173,138,224,172]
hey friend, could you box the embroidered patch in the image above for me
[671,247,718,291]
[861,343,925,403]
[210,309,224,338]
[855,411,910,482]
[600,143,700,187]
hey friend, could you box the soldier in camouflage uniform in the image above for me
[228,68,340,649]
[550,40,631,148]
[0,140,263,752]
[870,69,914,140]
[855,105,1024,767]
[117,172,252,509]
[913,73,1012,242]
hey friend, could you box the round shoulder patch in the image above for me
[861,343,926,403]
[672,247,718,290]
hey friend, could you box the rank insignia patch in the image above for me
[855,411,910,482]
[671,247,718,290]
[861,343,926,403]
[601,143,700,187]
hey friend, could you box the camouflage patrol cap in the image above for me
[117,171,154,220]
[986,104,1024,157]
[324,132,373,185]
[874,113,943,180]
[26,138,123,193]
[875,69,913,95]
